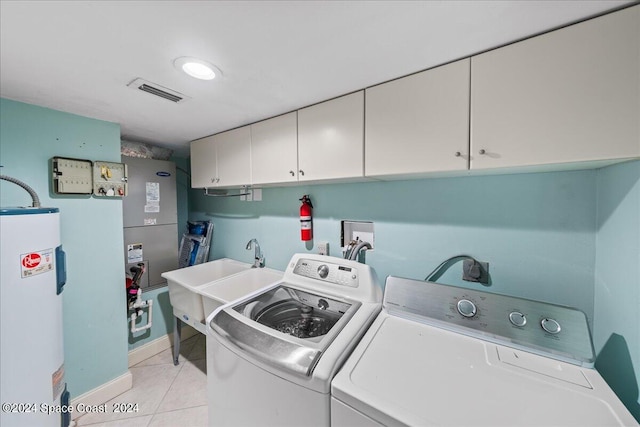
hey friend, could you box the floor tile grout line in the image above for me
[77,335,207,426]
[148,336,205,421]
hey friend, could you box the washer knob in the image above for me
[509,312,527,327]
[541,318,561,334]
[457,299,477,318]
[317,264,329,279]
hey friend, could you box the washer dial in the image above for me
[317,264,329,279]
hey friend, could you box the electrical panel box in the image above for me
[93,161,128,197]
[51,157,93,195]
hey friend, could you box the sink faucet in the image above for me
[245,238,265,268]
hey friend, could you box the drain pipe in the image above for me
[129,289,153,333]
[0,174,41,207]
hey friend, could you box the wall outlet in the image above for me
[462,259,489,285]
[317,242,329,256]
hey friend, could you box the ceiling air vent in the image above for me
[127,78,190,103]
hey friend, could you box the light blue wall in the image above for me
[191,169,597,322]
[594,160,640,421]
[0,99,129,396]
[127,155,190,351]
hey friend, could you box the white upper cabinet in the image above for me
[250,112,298,185]
[471,6,640,170]
[190,135,217,188]
[190,127,251,188]
[365,59,470,178]
[298,91,364,181]
[214,126,251,187]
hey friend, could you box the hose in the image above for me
[0,174,41,207]
[349,241,372,261]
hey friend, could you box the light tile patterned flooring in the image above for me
[76,334,207,427]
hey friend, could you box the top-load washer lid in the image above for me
[210,282,361,377]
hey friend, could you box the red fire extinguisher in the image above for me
[299,195,313,241]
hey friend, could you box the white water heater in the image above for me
[0,207,69,427]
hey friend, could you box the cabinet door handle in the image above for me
[454,152,462,157]
[289,170,295,176]
[479,149,486,155]
[215,178,220,183]
[299,170,305,176]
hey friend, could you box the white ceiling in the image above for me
[0,1,632,157]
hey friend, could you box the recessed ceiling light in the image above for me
[173,57,221,80]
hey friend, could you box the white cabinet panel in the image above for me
[251,112,298,185]
[298,91,364,181]
[365,59,470,177]
[214,126,251,187]
[190,135,217,188]
[471,6,640,170]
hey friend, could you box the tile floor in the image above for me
[76,334,208,427]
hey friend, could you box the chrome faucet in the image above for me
[245,238,265,268]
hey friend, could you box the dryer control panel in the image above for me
[383,276,595,367]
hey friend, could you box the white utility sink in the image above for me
[199,267,284,317]
[162,258,251,327]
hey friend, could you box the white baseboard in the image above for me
[127,325,199,367]
[70,371,133,421]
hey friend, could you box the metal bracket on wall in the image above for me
[204,185,252,197]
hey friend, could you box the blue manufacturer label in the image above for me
[156,171,171,177]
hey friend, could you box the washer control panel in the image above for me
[383,276,595,366]
[293,258,359,288]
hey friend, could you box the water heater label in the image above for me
[52,363,65,400]
[20,248,54,278]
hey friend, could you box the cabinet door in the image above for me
[190,135,217,188]
[251,112,298,185]
[214,126,251,187]
[366,59,470,177]
[298,91,364,181]
[471,6,640,170]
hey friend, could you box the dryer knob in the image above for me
[457,299,477,318]
[541,318,561,334]
[509,312,527,327]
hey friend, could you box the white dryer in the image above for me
[206,254,382,427]
[331,276,637,426]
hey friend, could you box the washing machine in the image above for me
[206,253,382,427]
[331,276,638,426]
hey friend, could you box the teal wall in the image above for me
[127,156,191,351]
[594,160,640,420]
[0,99,129,396]
[191,170,597,319]
[190,161,639,420]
